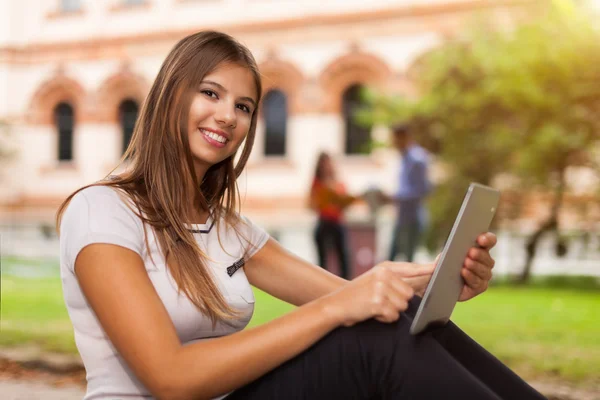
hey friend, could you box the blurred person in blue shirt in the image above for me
[381,123,432,262]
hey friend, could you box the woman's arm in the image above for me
[337,193,359,210]
[75,242,414,400]
[245,233,499,307]
[245,238,347,306]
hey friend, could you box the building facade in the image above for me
[3,0,599,278]
[2,0,583,233]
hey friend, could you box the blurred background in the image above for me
[0,0,598,399]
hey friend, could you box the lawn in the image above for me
[1,264,598,387]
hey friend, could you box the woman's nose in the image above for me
[214,101,237,128]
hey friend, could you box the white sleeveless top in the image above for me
[60,186,269,400]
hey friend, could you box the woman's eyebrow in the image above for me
[201,80,257,108]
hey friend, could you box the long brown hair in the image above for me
[56,31,263,324]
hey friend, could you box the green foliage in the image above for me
[362,0,600,252]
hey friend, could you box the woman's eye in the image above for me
[202,90,218,99]
[237,104,251,114]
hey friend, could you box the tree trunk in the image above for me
[518,174,566,283]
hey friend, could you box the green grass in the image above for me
[1,275,77,353]
[452,287,600,384]
[248,289,295,327]
[1,267,598,386]
[0,275,295,353]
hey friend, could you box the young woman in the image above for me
[309,152,357,279]
[57,31,546,400]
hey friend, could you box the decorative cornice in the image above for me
[0,1,536,64]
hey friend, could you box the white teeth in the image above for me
[200,129,227,144]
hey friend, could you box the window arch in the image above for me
[119,99,139,155]
[263,89,288,156]
[54,102,74,161]
[342,84,371,155]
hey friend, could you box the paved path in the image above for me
[0,379,85,400]
[1,353,599,400]
[0,378,598,400]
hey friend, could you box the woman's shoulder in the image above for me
[78,183,122,199]
[217,212,268,240]
[74,184,135,209]
[228,212,270,258]
[63,184,141,230]
[216,211,255,231]
[60,184,146,270]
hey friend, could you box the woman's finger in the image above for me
[461,268,486,291]
[387,262,435,278]
[476,232,497,250]
[464,258,492,282]
[384,289,409,313]
[388,276,415,301]
[401,275,431,298]
[376,307,401,323]
[468,247,495,269]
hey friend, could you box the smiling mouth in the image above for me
[199,128,229,144]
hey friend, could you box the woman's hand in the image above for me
[390,232,498,302]
[375,261,435,298]
[458,232,497,301]
[320,232,497,327]
[321,264,415,327]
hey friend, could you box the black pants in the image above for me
[226,296,547,400]
[314,218,350,279]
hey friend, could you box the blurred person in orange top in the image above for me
[309,152,358,279]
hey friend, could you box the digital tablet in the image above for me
[409,183,500,335]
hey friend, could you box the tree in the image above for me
[360,0,600,281]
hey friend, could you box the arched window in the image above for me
[54,102,74,162]
[263,90,287,156]
[119,99,139,155]
[343,84,371,155]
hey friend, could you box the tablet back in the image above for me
[410,183,500,335]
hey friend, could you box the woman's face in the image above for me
[187,62,257,174]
